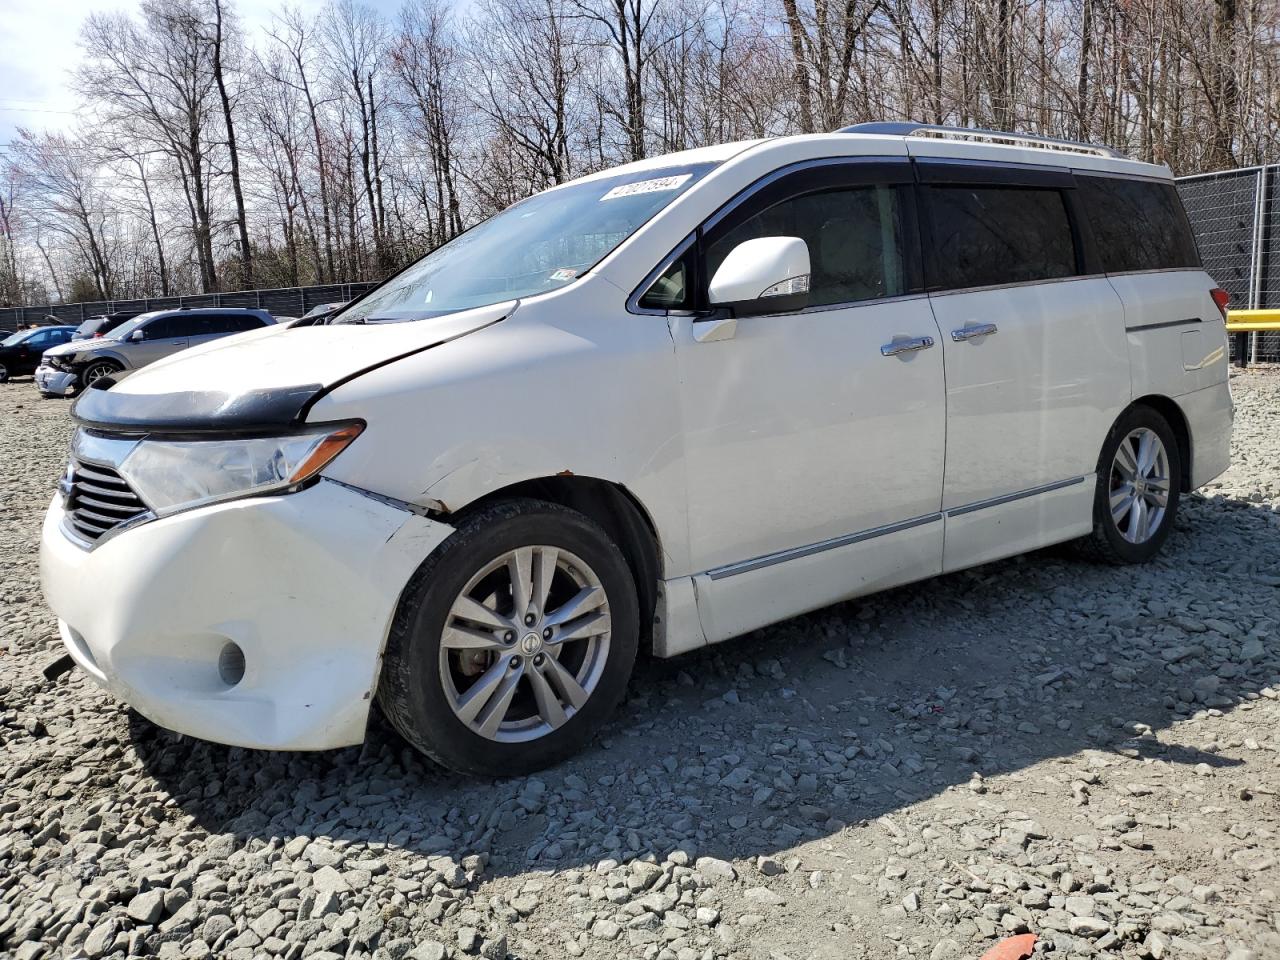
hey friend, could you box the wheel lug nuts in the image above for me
[534,654,544,666]
[504,631,515,642]
[524,614,536,626]
[542,628,552,640]
[509,656,520,668]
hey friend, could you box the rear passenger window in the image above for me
[705,185,905,307]
[1078,176,1200,273]
[926,186,1076,290]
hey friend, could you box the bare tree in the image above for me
[79,0,223,292]
[4,0,1279,306]
[211,0,253,287]
[9,130,117,299]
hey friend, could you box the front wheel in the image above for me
[81,360,122,388]
[1084,405,1182,563]
[377,499,639,776]
[0,362,8,383]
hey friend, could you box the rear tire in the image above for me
[1082,405,1182,564]
[377,498,639,776]
[0,363,9,383]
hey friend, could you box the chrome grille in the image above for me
[65,461,148,542]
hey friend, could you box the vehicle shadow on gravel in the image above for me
[127,491,1274,880]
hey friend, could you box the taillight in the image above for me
[1210,287,1230,322]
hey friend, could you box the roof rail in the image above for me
[838,122,1128,160]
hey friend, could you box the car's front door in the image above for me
[661,160,947,643]
[130,315,190,366]
[17,330,58,373]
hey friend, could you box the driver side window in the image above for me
[142,316,184,340]
[705,185,904,308]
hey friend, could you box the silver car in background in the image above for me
[36,308,275,396]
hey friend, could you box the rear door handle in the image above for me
[880,335,935,357]
[951,322,998,342]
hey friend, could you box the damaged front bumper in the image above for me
[35,364,80,397]
[39,478,454,750]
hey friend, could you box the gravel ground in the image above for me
[2,371,1279,960]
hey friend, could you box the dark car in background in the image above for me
[73,312,137,341]
[0,326,79,382]
[36,308,275,397]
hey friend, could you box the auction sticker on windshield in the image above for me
[600,174,692,201]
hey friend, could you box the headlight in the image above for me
[116,423,362,517]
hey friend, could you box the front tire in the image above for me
[0,362,9,383]
[81,360,122,388]
[1084,405,1182,564]
[377,499,639,776]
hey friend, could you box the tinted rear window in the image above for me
[1078,176,1200,273]
[926,186,1076,290]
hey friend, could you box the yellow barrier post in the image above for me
[1226,310,1280,368]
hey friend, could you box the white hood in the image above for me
[107,302,515,398]
[71,302,516,433]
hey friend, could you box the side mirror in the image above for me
[129,329,145,342]
[708,236,810,317]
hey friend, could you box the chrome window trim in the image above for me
[796,292,931,315]
[1071,167,1178,185]
[1104,266,1206,279]
[926,273,1108,299]
[704,475,1091,581]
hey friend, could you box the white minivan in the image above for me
[40,124,1233,775]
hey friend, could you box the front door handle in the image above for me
[951,322,998,342]
[880,335,935,357]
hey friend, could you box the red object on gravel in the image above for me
[978,934,1037,960]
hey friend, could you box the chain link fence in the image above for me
[0,281,381,333]
[1177,165,1278,364]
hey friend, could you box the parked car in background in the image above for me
[300,301,346,321]
[36,308,275,396]
[0,326,78,382]
[73,312,137,342]
[40,124,1232,776]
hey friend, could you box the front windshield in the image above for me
[2,331,30,347]
[335,162,717,324]
[107,312,161,341]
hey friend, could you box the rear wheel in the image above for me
[1083,405,1182,563]
[82,360,122,387]
[0,362,8,383]
[377,499,639,776]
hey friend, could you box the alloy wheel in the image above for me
[83,363,116,386]
[1109,427,1170,544]
[439,546,612,743]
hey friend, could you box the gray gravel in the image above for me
[3,371,1280,960]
